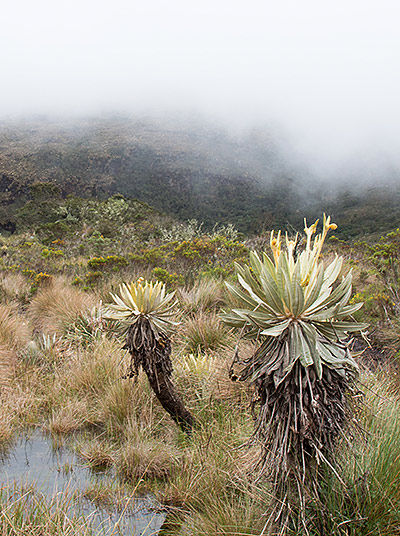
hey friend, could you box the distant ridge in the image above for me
[1,116,400,238]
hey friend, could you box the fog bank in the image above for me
[1,0,399,173]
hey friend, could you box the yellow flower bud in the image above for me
[309,219,319,233]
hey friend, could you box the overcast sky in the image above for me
[1,0,399,170]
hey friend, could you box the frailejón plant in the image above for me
[106,278,195,432]
[221,215,367,485]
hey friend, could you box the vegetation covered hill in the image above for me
[1,116,400,238]
[0,116,298,233]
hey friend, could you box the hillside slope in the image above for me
[1,116,400,237]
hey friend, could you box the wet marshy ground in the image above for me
[0,431,167,535]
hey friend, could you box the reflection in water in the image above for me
[0,432,166,535]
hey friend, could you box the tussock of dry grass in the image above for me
[77,439,116,468]
[61,341,119,396]
[42,339,124,432]
[0,485,93,535]
[98,380,135,428]
[82,480,135,510]
[118,437,178,482]
[182,311,231,353]
[178,278,224,313]
[0,303,30,389]
[9,397,39,431]
[0,303,30,350]
[0,273,31,303]
[116,375,172,432]
[28,278,95,335]
[157,409,255,510]
[183,484,271,536]
[0,407,14,449]
[0,347,16,391]
[46,400,91,434]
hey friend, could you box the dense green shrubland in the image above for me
[0,198,248,295]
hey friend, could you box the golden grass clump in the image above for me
[0,303,30,389]
[115,375,172,432]
[82,481,135,510]
[178,278,224,313]
[77,439,116,468]
[0,346,17,391]
[61,338,123,396]
[118,437,177,482]
[43,339,124,430]
[0,303,30,350]
[182,311,231,353]
[0,484,93,535]
[0,407,14,449]
[114,412,181,483]
[98,380,135,428]
[4,387,39,429]
[28,277,96,335]
[46,399,91,434]
[0,273,31,303]
[183,485,271,536]
[158,411,253,509]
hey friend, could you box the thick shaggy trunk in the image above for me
[249,361,351,485]
[125,318,195,434]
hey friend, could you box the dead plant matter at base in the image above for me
[123,315,195,433]
[245,359,354,486]
[124,317,173,381]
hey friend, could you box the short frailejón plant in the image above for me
[221,215,367,486]
[106,278,195,433]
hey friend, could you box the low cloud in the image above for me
[1,0,399,174]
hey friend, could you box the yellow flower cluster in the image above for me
[268,214,338,290]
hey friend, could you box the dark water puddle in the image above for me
[0,431,166,535]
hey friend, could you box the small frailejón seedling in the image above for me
[105,278,195,433]
[221,215,367,487]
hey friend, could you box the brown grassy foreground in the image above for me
[0,272,400,535]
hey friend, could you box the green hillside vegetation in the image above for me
[0,117,298,234]
[1,196,400,534]
[1,117,400,238]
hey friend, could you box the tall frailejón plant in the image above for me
[106,278,195,433]
[221,215,367,485]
